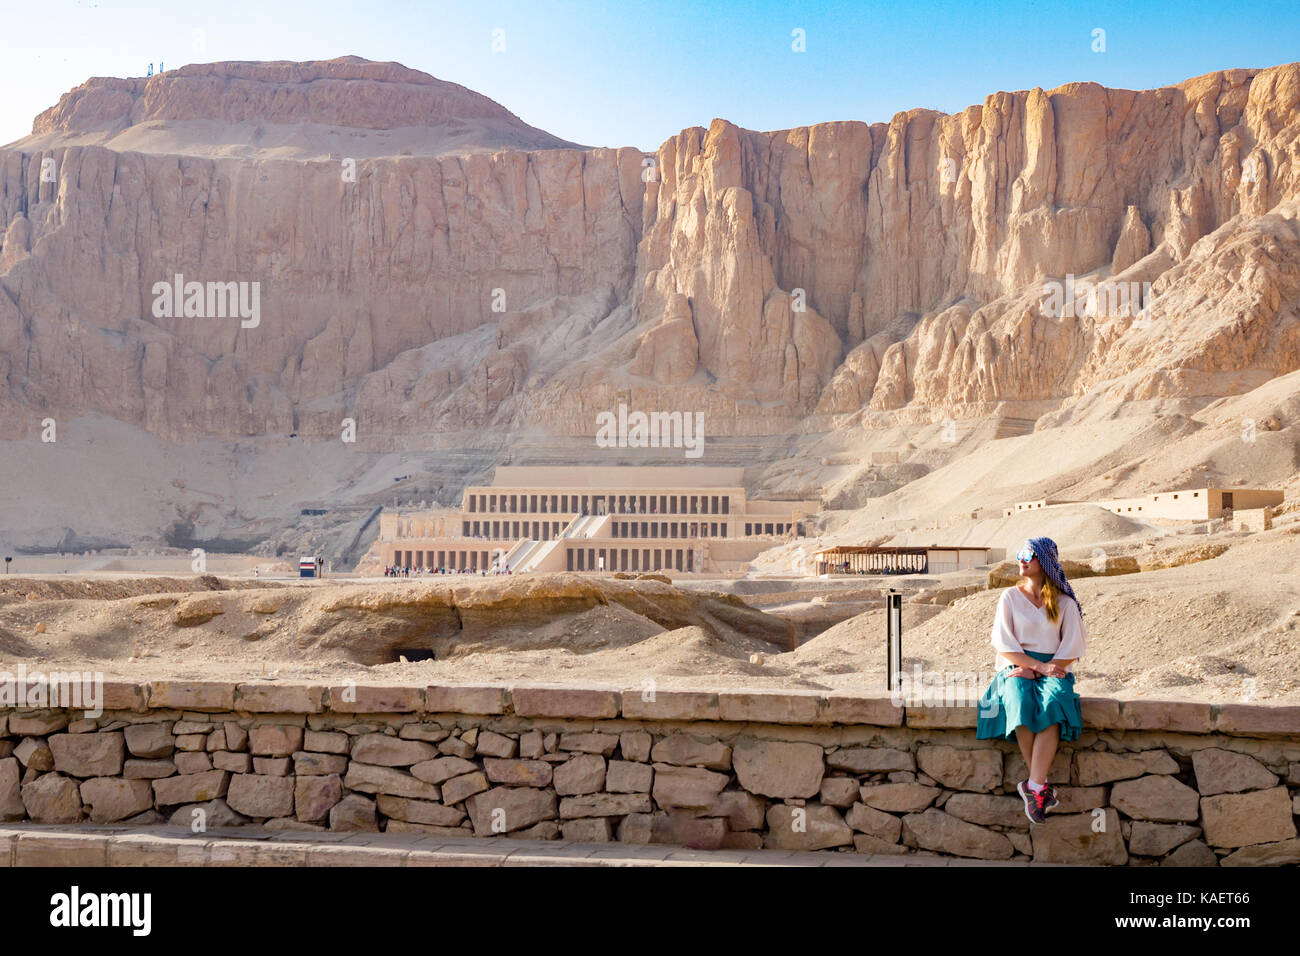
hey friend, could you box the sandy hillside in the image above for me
[1,523,1296,703]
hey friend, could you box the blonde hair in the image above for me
[1020,576,1062,622]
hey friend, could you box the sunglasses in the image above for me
[1015,549,1037,563]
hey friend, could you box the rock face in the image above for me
[2,57,1298,489]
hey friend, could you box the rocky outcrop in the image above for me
[1,57,1299,454]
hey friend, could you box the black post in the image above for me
[886,588,902,691]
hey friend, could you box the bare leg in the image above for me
[1029,723,1060,784]
[1013,726,1035,774]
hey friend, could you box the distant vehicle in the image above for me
[299,556,324,578]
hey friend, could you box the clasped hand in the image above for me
[1009,663,1069,679]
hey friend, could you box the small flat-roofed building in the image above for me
[813,545,994,575]
[1096,487,1282,521]
[375,466,820,575]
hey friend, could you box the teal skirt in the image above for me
[976,650,1083,742]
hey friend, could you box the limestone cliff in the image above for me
[2,57,1299,451]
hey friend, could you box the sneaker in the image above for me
[1018,780,1048,824]
[1041,785,1060,813]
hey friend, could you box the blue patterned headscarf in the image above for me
[1024,536,1084,619]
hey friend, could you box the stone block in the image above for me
[152,769,229,805]
[650,733,731,770]
[21,773,83,822]
[9,712,70,735]
[557,732,619,757]
[175,734,206,751]
[901,809,1014,860]
[819,694,904,727]
[292,751,347,776]
[561,818,613,842]
[123,759,176,779]
[235,682,323,713]
[559,793,653,818]
[1161,840,1219,867]
[476,731,517,759]
[175,752,213,774]
[618,731,652,763]
[49,732,124,778]
[1220,838,1300,867]
[325,684,422,713]
[904,705,978,729]
[329,793,378,831]
[732,737,824,799]
[224,722,248,752]
[213,752,252,773]
[483,758,553,787]
[853,834,911,855]
[398,723,451,743]
[465,786,558,836]
[350,733,438,767]
[703,789,767,830]
[294,774,344,822]
[1213,704,1300,736]
[344,763,442,801]
[1129,822,1202,857]
[205,730,227,752]
[651,764,728,809]
[1074,750,1178,786]
[1110,775,1200,822]
[518,730,544,759]
[620,689,720,721]
[554,754,606,795]
[410,756,479,785]
[14,738,53,771]
[168,797,248,829]
[79,777,154,823]
[826,746,914,774]
[1114,700,1213,733]
[916,745,1002,792]
[303,730,348,754]
[0,757,25,820]
[650,813,727,850]
[173,720,214,735]
[146,681,236,711]
[425,685,507,715]
[943,792,1030,830]
[123,721,175,758]
[1191,748,1277,796]
[1031,809,1127,865]
[819,776,860,808]
[437,736,476,759]
[845,802,903,842]
[376,793,466,827]
[248,725,304,757]
[440,771,490,805]
[765,803,853,850]
[252,756,291,776]
[606,760,653,794]
[1051,786,1109,814]
[719,690,821,724]
[858,782,940,813]
[511,686,619,719]
[1200,788,1297,848]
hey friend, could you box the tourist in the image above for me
[975,536,1087,824]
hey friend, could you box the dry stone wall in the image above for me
[2,682,1298,865]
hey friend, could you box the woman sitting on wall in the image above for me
[976,536,1088,824]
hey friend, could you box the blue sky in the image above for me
[2,0,1297,149]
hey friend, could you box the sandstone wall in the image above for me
[3,681,1298,865]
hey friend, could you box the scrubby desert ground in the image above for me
[3,521,1297,703]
